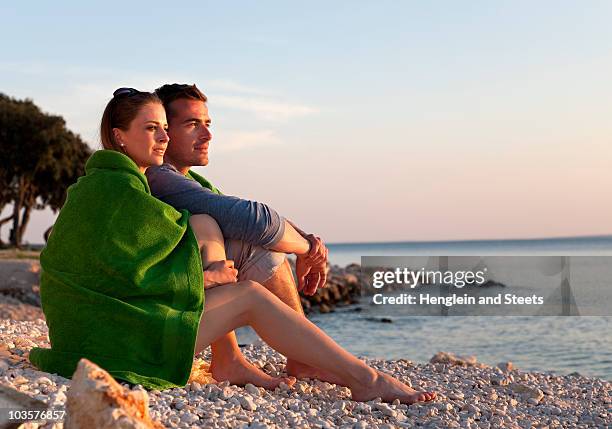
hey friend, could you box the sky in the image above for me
[1,1,611,244]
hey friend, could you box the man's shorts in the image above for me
[224,239,286,284]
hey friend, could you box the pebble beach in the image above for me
[1,318,611,428]
[1,257,611,428]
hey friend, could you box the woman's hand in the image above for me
[204,260,238,289]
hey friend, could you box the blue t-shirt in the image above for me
[145,163,285,249]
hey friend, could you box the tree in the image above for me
[0,93,91,248]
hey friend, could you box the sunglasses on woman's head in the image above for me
[113,87,141,98]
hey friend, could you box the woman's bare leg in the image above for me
[189,214,227,269]
[189,214,292,389]
[195,281,436,404]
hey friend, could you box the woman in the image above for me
[30,88,436,404]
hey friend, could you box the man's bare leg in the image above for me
[262,258,346,385]
[190,214,291,389]
[208,331,293,389]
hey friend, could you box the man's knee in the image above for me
[225,239,287,283]
[265,252,289,279]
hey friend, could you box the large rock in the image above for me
[188,358,216,385]
[430,351,487,368]
[343,273,359,285]
[64,358,164,429]
[510,383,544,402]
[497,361,514,372]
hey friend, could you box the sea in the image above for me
[239,235,612,381]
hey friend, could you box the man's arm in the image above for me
[147,165,328,293]
[285,219,328,265]
[191,167,322,260]
[270,221,311,255]
[147,165,286,247]
[148,165,314,255]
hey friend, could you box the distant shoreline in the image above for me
[327,233,612,247]
[10,233,612,250]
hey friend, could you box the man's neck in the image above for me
[163,156,191,176]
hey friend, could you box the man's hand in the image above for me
[303,234,328,266]
[295,233,329,296]
[285,220,329,295]
[303,260,328,296]
[295,254,311,293]
[296,255,328,296]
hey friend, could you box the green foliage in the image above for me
[0,93,92,247]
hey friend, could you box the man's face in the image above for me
[165,99,212,167]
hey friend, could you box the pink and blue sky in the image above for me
[1,1,611,244]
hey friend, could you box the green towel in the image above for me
[29,150,204,390]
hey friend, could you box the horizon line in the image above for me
[327,233,612,247]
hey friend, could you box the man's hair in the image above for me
[155,83,207,120]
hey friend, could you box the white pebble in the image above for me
[239,395,257,411]
[375,403,396,418]
[245,383,260,397]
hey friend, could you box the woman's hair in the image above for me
[100,89,161,151]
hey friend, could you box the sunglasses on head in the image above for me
[113,87,142,98]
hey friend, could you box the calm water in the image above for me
[241,236,612,380]
[326,235,612,267]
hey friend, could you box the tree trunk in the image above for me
[17,205,31,247]
[0,215,13,247]
[9,177,27,248]
[44,225,53,243]
[9,201,22,248]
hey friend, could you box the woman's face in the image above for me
[113,102,169,172]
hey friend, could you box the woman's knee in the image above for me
[235,280,262,293]
[189,214,219,232]
[189,214,222,244]
[237,280,275,305]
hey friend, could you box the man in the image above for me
[146,83,343,388]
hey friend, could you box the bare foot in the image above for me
[351,370,436,404]
[286,359,348,386]
[210,355,295,390]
